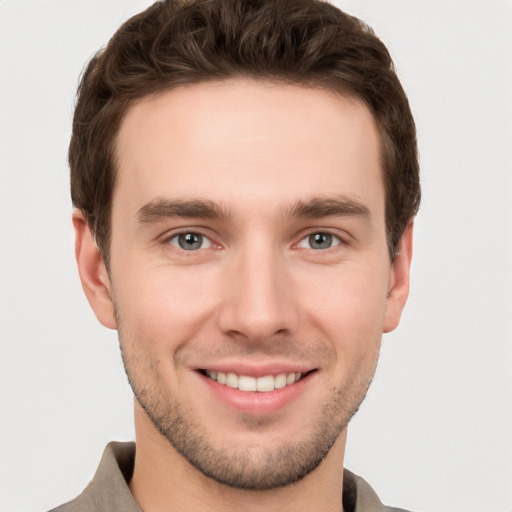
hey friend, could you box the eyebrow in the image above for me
[137,199,232,224]
[136,195,371,225]
[285,196,371,220]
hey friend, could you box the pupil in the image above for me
[310,233,332,249]
[179,233,202,250]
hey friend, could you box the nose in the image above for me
[216,244,299,343]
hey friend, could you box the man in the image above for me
[53,0,420,510]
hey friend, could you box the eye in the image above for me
[298,232,341,250]
[168,232,212,251]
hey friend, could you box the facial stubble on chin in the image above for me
[115,311,378,491]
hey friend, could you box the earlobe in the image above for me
[73,209,117,330]
[383,223,414,333]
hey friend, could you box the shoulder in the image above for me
[344,469,416,512]
[47,496,91,512]
[46,442,139,512]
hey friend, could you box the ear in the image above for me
[73,209,117,330]
[383,222,414,333]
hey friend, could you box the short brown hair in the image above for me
[70,0,420,264]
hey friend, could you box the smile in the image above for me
[203,370,305,392]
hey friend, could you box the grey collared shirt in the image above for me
[49,442,411,512]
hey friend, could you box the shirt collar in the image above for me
[79,441,392,512]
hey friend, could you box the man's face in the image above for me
[92,80,409,489]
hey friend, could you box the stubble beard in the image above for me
[117,321,378,490]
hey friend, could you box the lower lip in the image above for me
[198,371,315,415]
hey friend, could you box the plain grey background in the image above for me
[1,1,511,511]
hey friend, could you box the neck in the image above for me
[129,403,347,512]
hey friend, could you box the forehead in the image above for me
[113,79,384,220]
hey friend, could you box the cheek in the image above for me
[113,264,222,349]
[299,262,389,347]
[306,259,388,306]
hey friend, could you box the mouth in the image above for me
[199,369,315,392]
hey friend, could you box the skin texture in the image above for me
[73,79,413,512]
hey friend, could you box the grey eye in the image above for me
[298,232,340,250]
[169,232,212,251]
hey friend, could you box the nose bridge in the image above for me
[217,238,297,341]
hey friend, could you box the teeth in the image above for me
[274,373,287,389]
[239,375,257,391]
[226,372,238,389]
[256,375,274,392]
[205,370,303,392]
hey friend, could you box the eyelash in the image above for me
[163,229,347,253]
